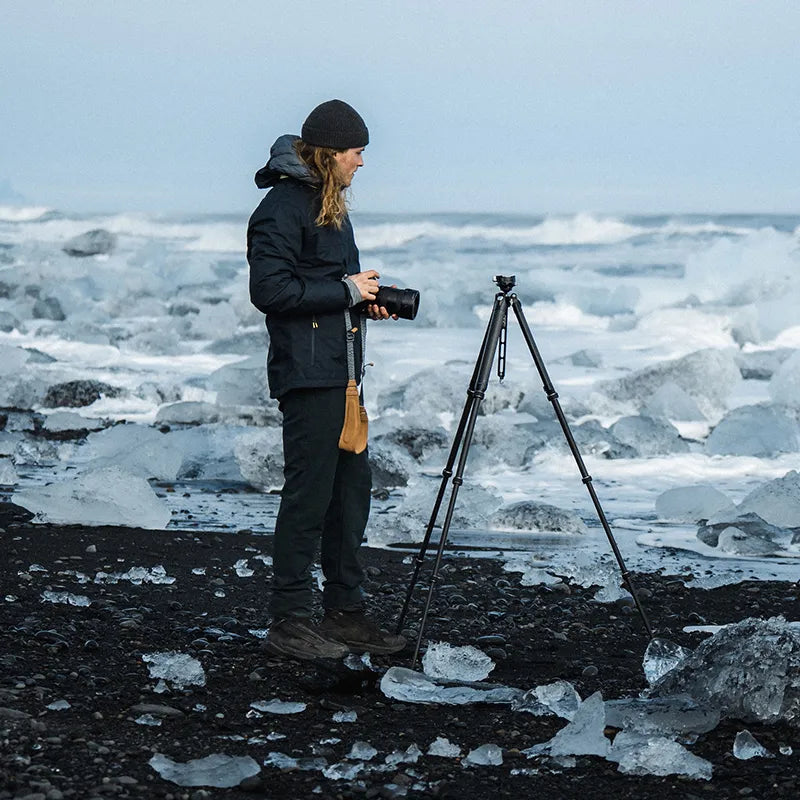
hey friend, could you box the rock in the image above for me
[368,440,413,489]
[128,703,184,718]
[42,380,122,409]
[381,425,449,461]
[62,229,116,257]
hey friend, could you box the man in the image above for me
[247,99,406,660]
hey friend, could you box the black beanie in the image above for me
[301,99,369,150]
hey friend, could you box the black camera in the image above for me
[374,285,420,320]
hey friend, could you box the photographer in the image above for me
[247,99,406,660]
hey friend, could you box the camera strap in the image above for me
[343,307,367,400]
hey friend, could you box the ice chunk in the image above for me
[369,478,502,546]
[553,552,630,603]
[605,695,720,736]
[717,526,782,556]
[250,699,307,715]
[233,428,284,491]
[608,731,712,779]
[63,228,116,257]
[697,511,791,550]
[769,350,800,409]
[323,761,364,780]
[42,411,106,434]
[654,485,735,523]
[642,381,706,421]
[148,753,260,788]
[427,736,461,757]
[332,710,357,723]
[737,471,800,528]
[733,729,772,759]
[608,415,690,457]
[599,348,741,420]
[706,404,800,457]
[489,500,587,535]
[46,699,71,711]
[367,439,413,490]
[380,667,523,706]
[377,365,469,417]
[0,459,19,486]
[643,638,693,685]
[233,559,254,577]
[385,744,422,765]
[422,642,495,682]
[549,692,609,757]
[651,617,800,725]
[155,401,220,426]
[135,714,163,726]
[95,565,175,585]
[347,741,378,761]
[208,354,268,406]
[534,680,582,720]
[462,743,503,766]
[14,466,171,529]
[41,590,91,607]
[143,652,206,689]
[80,424,182,481]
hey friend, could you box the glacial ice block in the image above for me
[643,637,693,685]
[149,753,260,788]
[422,642,495,682]
[654,485,735,523]
[737,470,800,528]
[380,667,523,706]
[651,616,800,725]
[14,466,171,529]
[732,729,773,760]
[143,652,206,689]
[608,731,712,780]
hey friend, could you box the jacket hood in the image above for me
[254,134,318,189]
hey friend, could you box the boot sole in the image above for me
[334,637,407,655]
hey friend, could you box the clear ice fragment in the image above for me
[605,694,720,736]
[142,652,206,689]
[385,744,422,765]
[135,714,162,726]
[332,710,357,723]
[41,590,91,607]
[422,641,495,682]
[535,680,582,720]
[608,731,712,780]
[427,736,461,757]
[322,761,364,780]
[95,565,175,585]
[733,730,773,760]
[549,692,609,757]
[46,699,71,711]
[380,667,523,706]
[250,699,307,715]
[643,638,693,685]
[149,753,261,788]
[651,617,800,725]
[462,743,503,766]
[233,559,254,577]
[347,741,378,761]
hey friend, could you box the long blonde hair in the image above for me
[294,139,349,229]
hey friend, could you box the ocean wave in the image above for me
[0,205,54,222]
[357,213,645,250]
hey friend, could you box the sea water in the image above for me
[2,206,799,587]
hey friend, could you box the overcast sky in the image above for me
[3,1,799,215]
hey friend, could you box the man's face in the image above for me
[334,147,365,187]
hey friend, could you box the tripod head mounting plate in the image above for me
[495,275,516,293]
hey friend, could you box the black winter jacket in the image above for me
[247,135,364,399]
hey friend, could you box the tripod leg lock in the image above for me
[582,475,593,485]
[546,390,559,401]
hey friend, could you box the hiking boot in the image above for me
[320,609,407,655]
[265,617,349,661]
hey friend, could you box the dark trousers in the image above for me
[271,387,371,619]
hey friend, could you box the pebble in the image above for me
[582,665,599,678]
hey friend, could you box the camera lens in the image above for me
[374,286,420,320]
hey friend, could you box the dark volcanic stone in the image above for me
[43,380,122,408]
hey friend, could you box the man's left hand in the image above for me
[367,304,397,320]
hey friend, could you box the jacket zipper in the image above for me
[311,315,318,363]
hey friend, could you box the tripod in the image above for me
[396,276,654,667]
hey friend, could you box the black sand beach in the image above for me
[1,499,799,799]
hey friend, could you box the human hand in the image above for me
[349,270,380,302]
[367,284,399,321]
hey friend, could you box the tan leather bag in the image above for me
[339,379,368,453]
